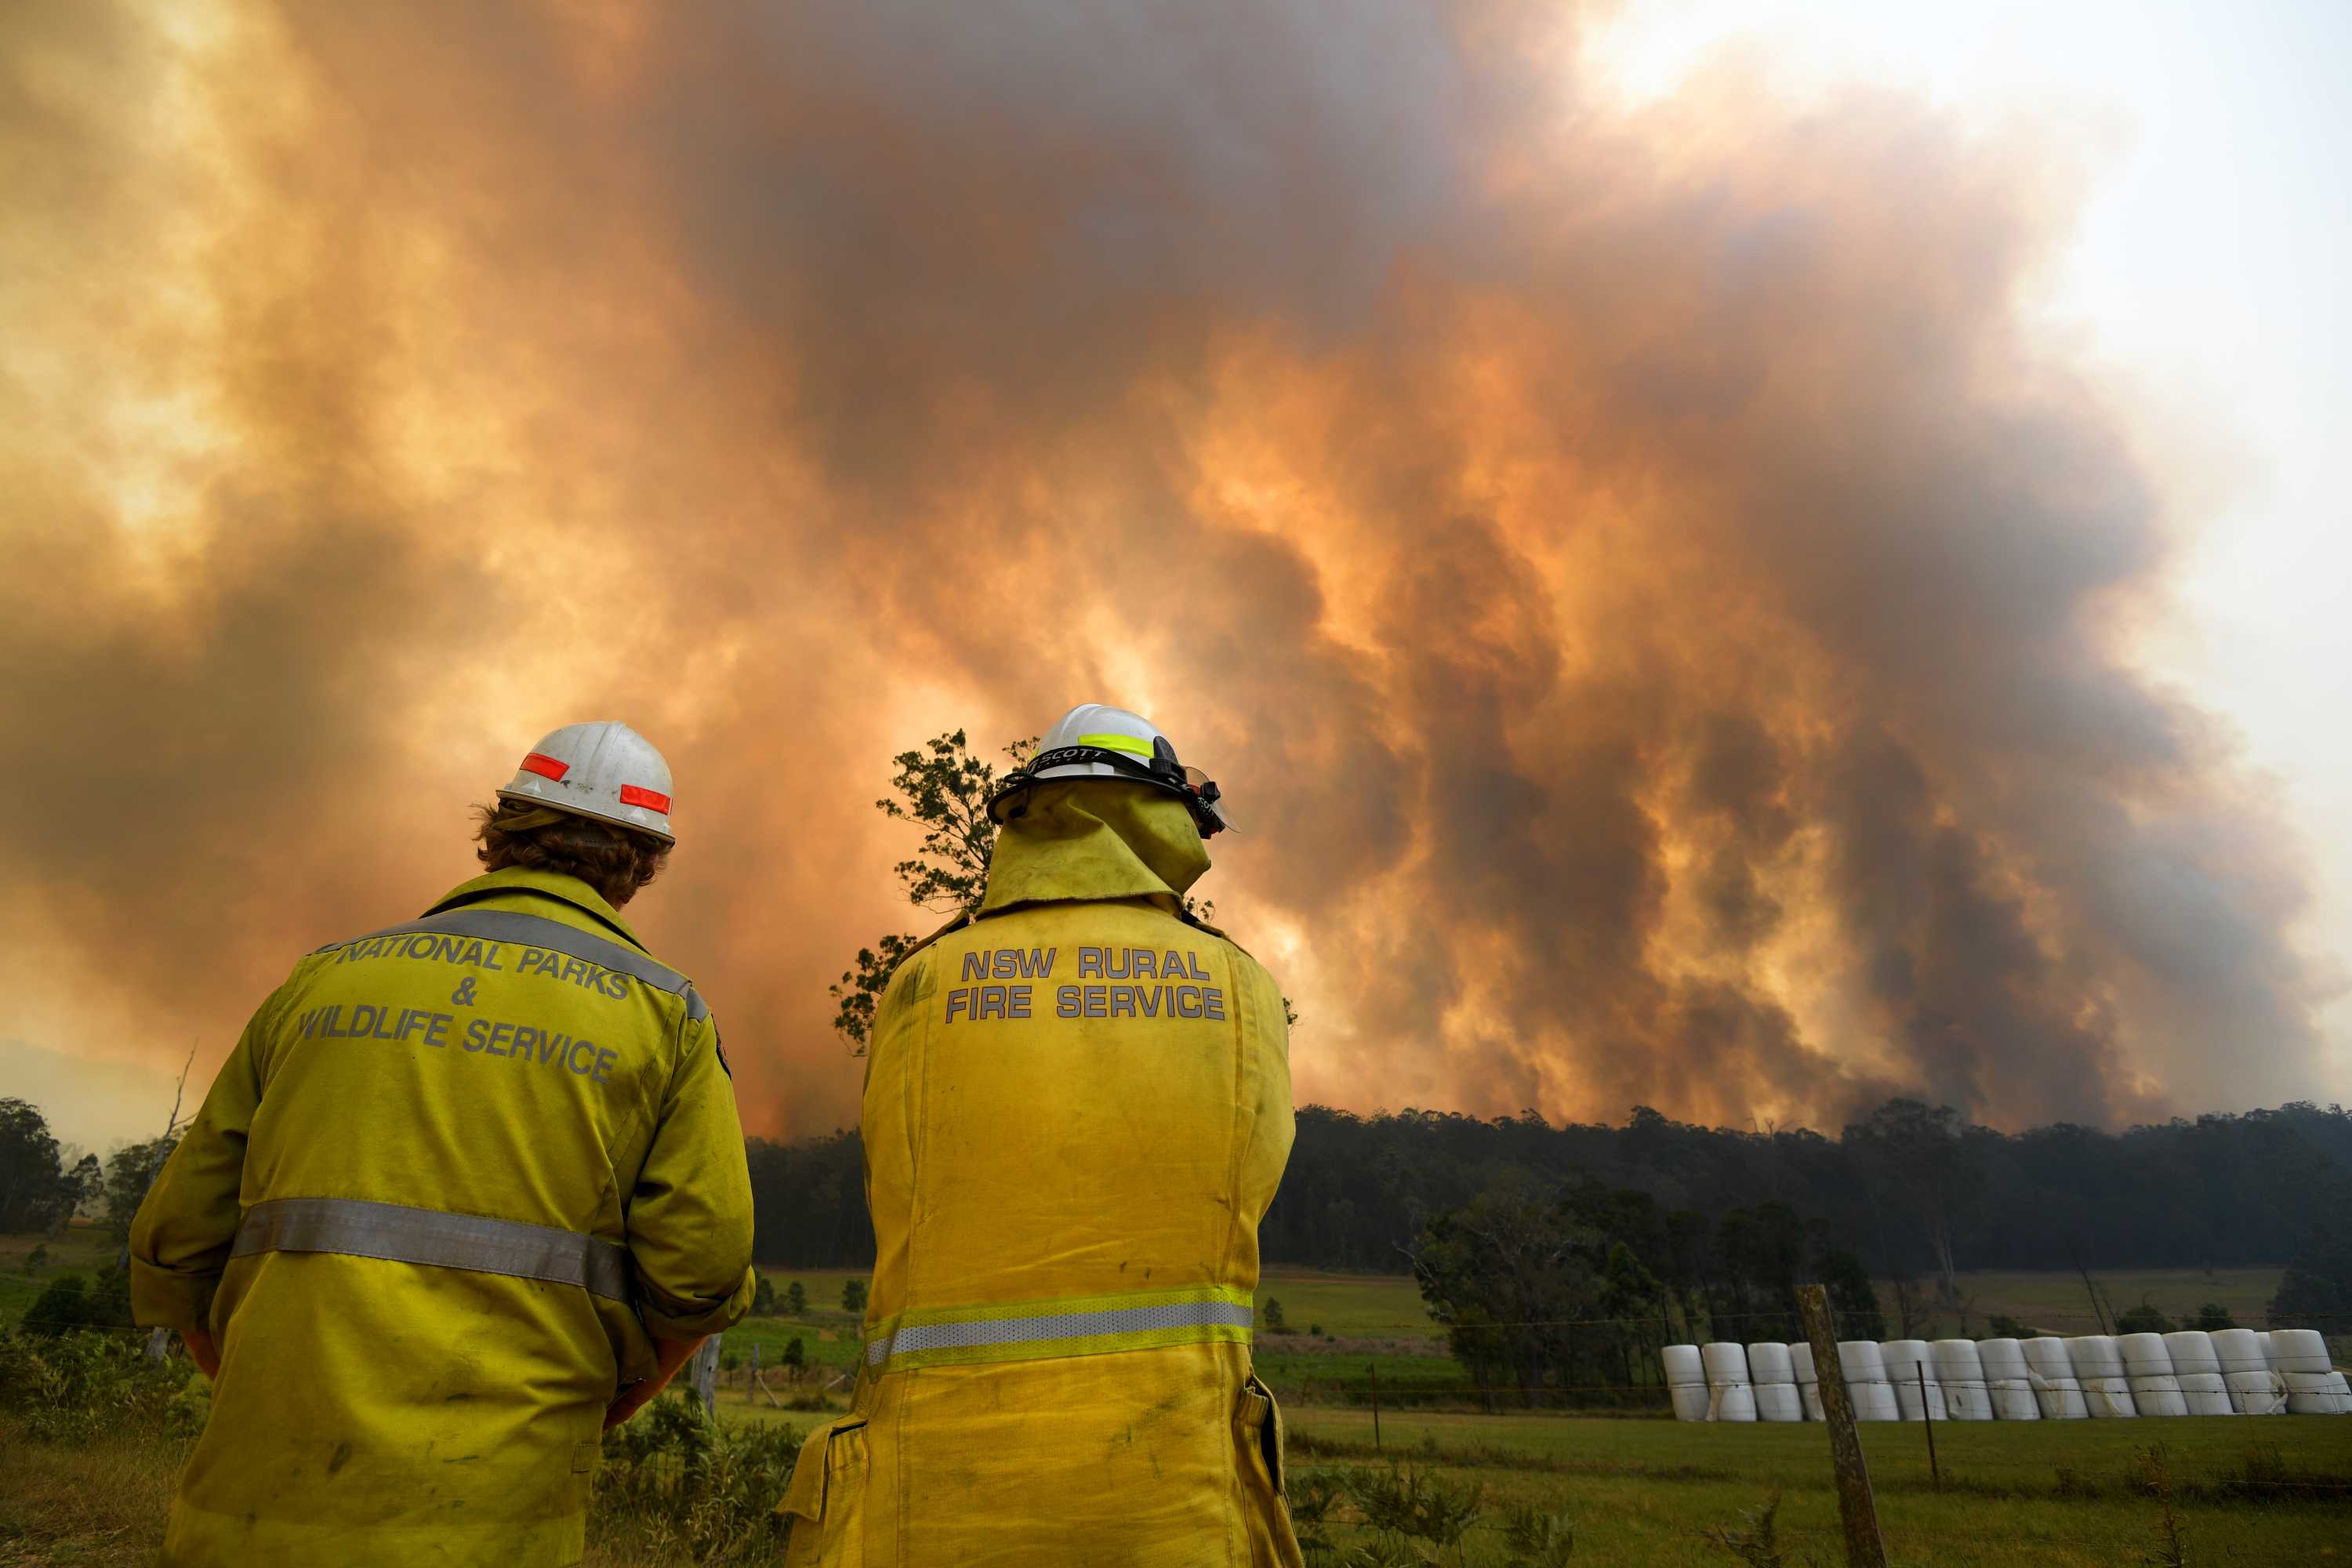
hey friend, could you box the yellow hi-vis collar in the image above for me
[863,1284,1254,1374]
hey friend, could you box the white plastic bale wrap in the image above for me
[1745,1341,1802,1422]
[1880,1340,1946,1421]
[2161,1330,2238,1417]
[2283,1371,2350,1415]
[2022,1334,2089,1419]
[2214,1328,2287,1416]
[1838,1339,1900,1422]
[2271,1329,2332,1374]
[1976,1337,2041,1421]
[1701,1341,1758,1422]
[2066,1336,2138,1418]
[2272,1330,2350,1415]
[1663,1345,1711,1422]
[1931,1338,1994,1419]
[1788,1341,1824,1421]
[2118,1332,2189,1417]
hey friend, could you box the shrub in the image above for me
[1987,1313,2035,1339]
[1345,1463,1484,1555]
[782,1337,805,1370]
[23,1267,133,1337]
[786,1279,807,1316]
[2114,1302,2172,1335]
[1502,1503,1577,1566]
[24,1274,89,1334]
[595,1388,802,1561]
[2194,1302,2237,1332]
[1262,1298,1288,1333]
[0,1326,195,1445]
[841,1279,867,1315]
[1703,1493,1790,1566]
[750,1275,776,1317]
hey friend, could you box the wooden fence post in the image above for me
[693,1335,721,1417]
[1918,1363,1941,1490]
[1798,1284,1889,1568]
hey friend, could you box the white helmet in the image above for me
[987,703,1233,837]
[495,720,677,844]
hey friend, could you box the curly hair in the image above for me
[473,803,672,908]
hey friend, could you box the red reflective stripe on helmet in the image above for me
[619,784,671,812]
[521,753,570,782]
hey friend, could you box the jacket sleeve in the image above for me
[128,974,294,1331]
[1236,951,1296,1225]
[626,1003,757,1338]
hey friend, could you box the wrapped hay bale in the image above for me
[1701,1341,1757,1422]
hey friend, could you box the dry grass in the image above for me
[0,1420,185,1566]
[11,1406,2352,1568]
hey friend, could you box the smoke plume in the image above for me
[2,0,2328,1138]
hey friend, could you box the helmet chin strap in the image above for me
[489,804,572,833]
[989,745,1229,838]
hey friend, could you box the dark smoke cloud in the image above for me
[1,0,2328,1139]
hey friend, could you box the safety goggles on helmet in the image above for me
[989,731,1233,837]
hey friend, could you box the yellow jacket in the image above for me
[782,783,1301,1567]
[130,867,756,1566]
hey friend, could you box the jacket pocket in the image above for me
[1237,1373,1285,1496]
[1236,1374,1304,1567]
[779,1415,869,1568]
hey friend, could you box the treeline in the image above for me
[750,1098,2352,1282]
[1264,1099,2352,1284]
[0,1099,176,1240]
[18,1090,2347,1290]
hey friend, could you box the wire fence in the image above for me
[1272,1307,2352,1333]
[7,1312,2351,1568]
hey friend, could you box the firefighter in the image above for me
[780,704,1301,1566]
[130,720,755,1566]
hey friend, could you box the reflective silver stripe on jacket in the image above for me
[234,1197,633,1301]
[867,1298,1255,1367]
[319,907,710,1022]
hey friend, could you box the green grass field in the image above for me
[0,1226,118,1330]
[709,1386,2352,1565]
[1278,1407,2352,1566]
[1912,1265,2285,1335]
[5,1239,2347,1567]
[1255,1267,1443,1340]
[1247,1262,2292,1344]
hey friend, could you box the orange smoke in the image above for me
[0,0,2325,1139]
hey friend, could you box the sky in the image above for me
[1587,2,2352,1050]
[4,0,2347,1157]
